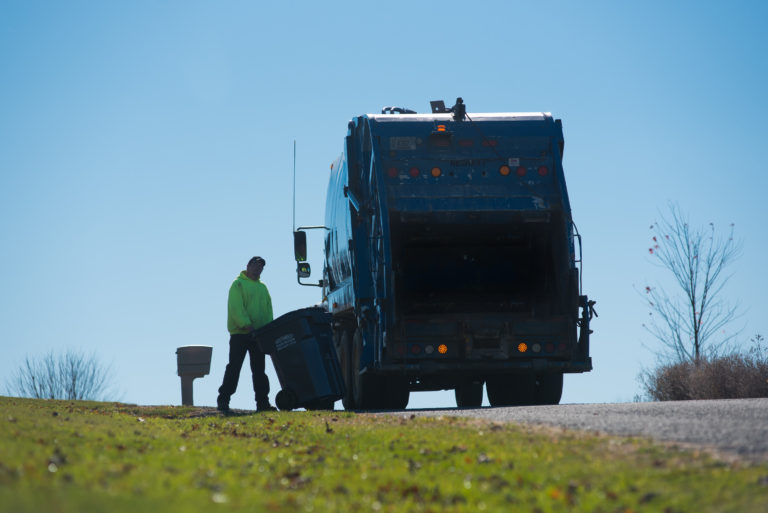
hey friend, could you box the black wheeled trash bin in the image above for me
[253,307,344,411]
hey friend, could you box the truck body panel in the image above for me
[313,105,594,409]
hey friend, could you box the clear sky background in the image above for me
[1,1,766,410]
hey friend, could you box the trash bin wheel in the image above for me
[275,389,298,411]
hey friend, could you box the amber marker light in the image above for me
[437,125,446,132]
[438,344,448,354]
[499,165,511,176]
[431,167,442,177]
[517,342,528,353]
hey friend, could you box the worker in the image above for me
[216,256,276,413]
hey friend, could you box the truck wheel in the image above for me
[535,373,563,405]
[352,328,383,410]
[384,377,410,410]
[455,380,483,408]
[486,375,535,407]
[336,330,355,410]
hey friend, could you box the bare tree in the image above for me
[6,349,115,400]
[642,204,741,363]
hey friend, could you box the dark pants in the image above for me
[217,334,270,406]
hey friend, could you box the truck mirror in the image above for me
[297,262,311,278]
[294,231,307,262]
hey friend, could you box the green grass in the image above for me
[1,397,767,512]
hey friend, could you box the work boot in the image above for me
[256,403,277,412]
[216,398,230,413]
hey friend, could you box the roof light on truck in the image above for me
[431,167,442,177]
[499,165,511,176]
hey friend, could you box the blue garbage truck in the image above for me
[294,99,596,410]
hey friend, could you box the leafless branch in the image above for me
[642,203,742,363]
[6,349,115,400]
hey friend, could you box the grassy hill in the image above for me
[1,396,767,512]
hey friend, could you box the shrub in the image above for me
[5,349,116,401]
[642,335,768,401]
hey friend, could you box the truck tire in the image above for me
[352,328,384,410]
[384,377,410,410]
[455,380,483,408]
[486,375,535,407]
[335,330,355,410]
[535,373,563,405]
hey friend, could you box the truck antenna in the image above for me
[292,140,296,232]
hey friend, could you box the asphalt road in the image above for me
[403,398,768,463]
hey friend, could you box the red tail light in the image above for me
[388,167,398,178]
[516,166,527,177]
[538,166,549,176]
[409,167,420,178]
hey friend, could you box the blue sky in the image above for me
[1,1,766,409]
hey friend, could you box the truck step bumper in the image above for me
[373,358,592,375]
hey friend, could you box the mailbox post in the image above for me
[176,346,212,406]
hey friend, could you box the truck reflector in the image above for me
[516,166,527,177]
[499,165,511,176]
[431,167,442,177]
[517,342,528,353]
[437,125,446,132]
[409,167,420,178]
[538,166,549,176]
[438,344,448,354]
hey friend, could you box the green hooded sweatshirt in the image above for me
[227,271,273,335]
